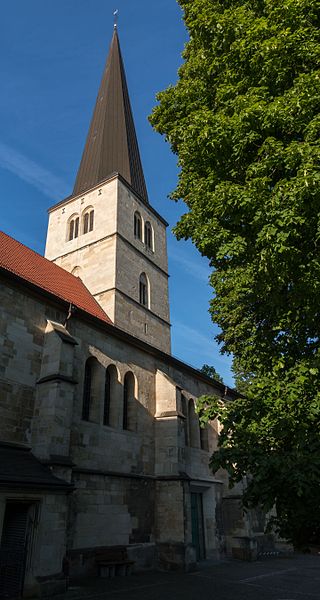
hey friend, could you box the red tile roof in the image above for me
[0,230,112,324]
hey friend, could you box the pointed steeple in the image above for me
[73,29,149,203]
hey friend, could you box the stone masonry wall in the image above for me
[45,179,118,264]
[45,176,171,352]
[0,281,45,443]
[0,275,228,574]
[117,179,169,274]
[66,316,223,562]
[69,473,155,552]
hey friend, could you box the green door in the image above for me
[191,493,206,560]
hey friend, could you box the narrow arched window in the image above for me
[71,266,82,278]
[83,209,94,234]
[123,375,129,430]
[82,359,92,421]
[188,399,200,448]
[82,357,102,422]
[139,272,149,307]
[89,209,94,231]
[123,371,136,431]
[83,212,89,234]
[69,220,74,241]
[181,394,189,446]
[144,222,153,250]
[134,212,142,240]
[74,217,79,238]
[104,364,118,427]
[104,369,111,426]
[68,216,79,241]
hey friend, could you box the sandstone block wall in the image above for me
[115,234,170,320]
[45,179,118,262]
[0,282,44,443]
[63,317,224,562]
[70,473,155,551]
[45,176,171,352]
[0,275,231,578]
[117,179,169,274]
[113,289,171,352]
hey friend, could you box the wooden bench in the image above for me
[96,547,135,578]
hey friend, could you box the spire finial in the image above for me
[113,9,119,29]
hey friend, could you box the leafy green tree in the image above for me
[201,364,224,383]
[150,0,320,546]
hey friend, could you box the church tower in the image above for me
[45,28,171,353]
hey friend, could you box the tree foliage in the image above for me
[150,0,320,546]
[201,363,224,383]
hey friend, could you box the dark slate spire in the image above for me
[73,29,149,202]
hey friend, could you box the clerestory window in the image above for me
[82,359,93,421]
[188,399,200,448]
[123,371,136,431]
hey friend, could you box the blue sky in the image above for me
[1,0,233,385]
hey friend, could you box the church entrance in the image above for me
[0,501,33,599]
[191,492,206,560]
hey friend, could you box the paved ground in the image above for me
[60,554,320,600]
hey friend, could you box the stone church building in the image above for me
[0,28,257,598]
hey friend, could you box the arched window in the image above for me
[139,272,149,307]
[144,222,153,250]
[181,394,189,446]
[83,212,89,234]
[188,399,200,448]
[71,266,82,278]
[134,212,142,240]
[104,364,118,427]
[104,369,111,426]
[69,220,74,241]
[83,209,94,234]
[82,357,102,422]
[123,371,136,431]
[68,216,79,241]
[75,217,79,238]
[82,359,92,421]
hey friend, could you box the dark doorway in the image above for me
[191,492,206,561]
[0,502,32,599]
